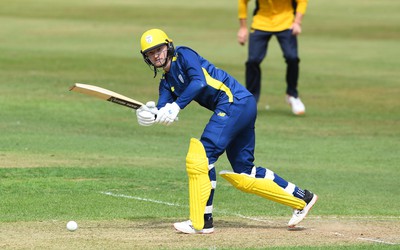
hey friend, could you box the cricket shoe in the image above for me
[286,95,305,115]
[288,190,318,227]
[173,219,214,234]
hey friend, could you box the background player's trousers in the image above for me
[246,29,300,102]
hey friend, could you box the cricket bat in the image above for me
[70,83,145,110]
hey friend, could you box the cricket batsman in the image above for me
[136,28,318,234]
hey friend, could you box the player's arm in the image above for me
[296,0,308,15]
[173,49,207,109]
[237,0,249,45]
[157,79,176,109]
[291,0,308,35]
[155,49,206,126]
[155,77,183,126]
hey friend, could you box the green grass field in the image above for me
[1,0,399,249]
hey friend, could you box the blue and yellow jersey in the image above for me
[238,0,308,32]
[157,46,252,111]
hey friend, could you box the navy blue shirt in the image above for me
[157,46,252,111]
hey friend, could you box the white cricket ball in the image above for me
[66,221,78,231]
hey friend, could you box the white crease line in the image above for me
[358,237,398,245]
[100,191,270,223]
[100,191,181,207]
[226,213,273,223]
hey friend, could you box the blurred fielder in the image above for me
[237,0,308,115]
[136,28,318,234]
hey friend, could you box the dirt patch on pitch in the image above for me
[0,217,399,249]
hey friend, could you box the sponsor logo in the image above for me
[178,74,184,83]
[108,97,141,109]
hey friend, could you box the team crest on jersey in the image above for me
[145,35,152,44]
[178,74,184,83]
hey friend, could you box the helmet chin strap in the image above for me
[152,65,158,78]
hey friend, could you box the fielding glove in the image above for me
[155,102,180,126]
[136,101,158,126]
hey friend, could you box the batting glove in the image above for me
[155,102,180,126]
[136,101,158,126]
[144,101,158,115]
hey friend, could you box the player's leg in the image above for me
[220,96,317,224]
[277,29,299,98]
[246,30,272,102]
[204,165,216,228]
[176,100,254,233]
[223,152,317,225]
[173,138,215,234]
[276,30,305,115]
[221,97,305,208]
[174,103,233,234]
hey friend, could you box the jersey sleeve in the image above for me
[157,79,175,109]
[174,49,207,109]
[296,0,308,14]
[238,0,249,19]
